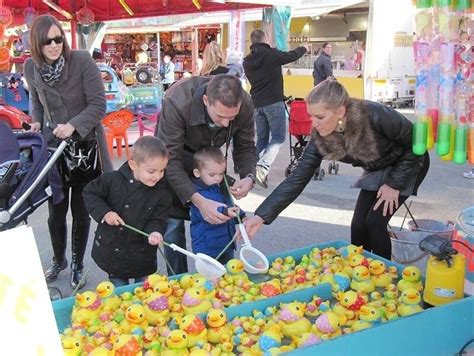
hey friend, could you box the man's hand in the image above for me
[230,177,254,199]
[103,211,124,226]
[226,207,240,218]
[373,184,400,217]
[191,193,231,224]
[148,232,163,246]
[242,215,265,239]
[29,122,41,132]
[53,123,75,139]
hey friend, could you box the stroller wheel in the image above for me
[313,168,325,180]
[328,162,334,175]
[334,162,340,175]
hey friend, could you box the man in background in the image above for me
[243,29,307,188]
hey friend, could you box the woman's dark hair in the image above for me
[30,14,71,67]
[206,74,243,108]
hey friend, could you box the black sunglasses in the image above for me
[43,35,64,46]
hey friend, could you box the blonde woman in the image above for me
[200,41,229,76]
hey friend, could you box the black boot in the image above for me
[44,258,68,282]
[70,218,90,290]
[46,209,68,282]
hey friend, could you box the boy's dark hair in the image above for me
[132,136,168,163]
[193,147,225,170]
[206,74,243,108]
[250,29,266,45]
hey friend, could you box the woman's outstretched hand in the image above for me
[373,184,400,216]
[243,215,265,239]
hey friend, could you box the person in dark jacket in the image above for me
[190,147,245,264]
[313,42,333,86]
[243,79,430,260]
[24,14,111,289]
[83,137,172,286]
[156,74,257,275]
[243,29,307,189]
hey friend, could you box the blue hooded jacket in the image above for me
[190,178,245,258]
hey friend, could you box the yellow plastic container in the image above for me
[423,254,466,306]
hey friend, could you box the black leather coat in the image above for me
[255,100,429,224]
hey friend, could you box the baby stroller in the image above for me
[0,122,66,231]
[285,98,339,180]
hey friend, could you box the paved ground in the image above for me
[19,108,474,298]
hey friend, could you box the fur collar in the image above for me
[312,99,380,163]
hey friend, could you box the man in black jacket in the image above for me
[313,42,333,86]
[243,29,307,188]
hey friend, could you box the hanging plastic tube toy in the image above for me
[412,0,433,155]
[435,0,457,158]
[452,0,472,164]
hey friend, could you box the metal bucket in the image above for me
[389,229,432,271]
[407,219,454,240]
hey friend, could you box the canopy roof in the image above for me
[3,0,266,25]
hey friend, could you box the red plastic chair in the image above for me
[102,109,134,159]
[136,111,159,137]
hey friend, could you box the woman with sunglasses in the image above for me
[24,14,112,289]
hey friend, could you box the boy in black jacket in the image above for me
[83,136,172,286]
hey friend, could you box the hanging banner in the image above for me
[262,6,292,51]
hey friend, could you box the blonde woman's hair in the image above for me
[200,41,225,75]
[306,78,350,109]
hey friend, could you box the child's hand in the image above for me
[148,232,163,246]
[103,211,124,226]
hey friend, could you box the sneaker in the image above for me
[44,258,68,283]
[70,263,86,290]
[256,166,268,189]
[463,170,474,179]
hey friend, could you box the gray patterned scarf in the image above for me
[40,55,65,87]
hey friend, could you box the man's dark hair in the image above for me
[193,147,225,170]
[206,74,243,107]
[322,42,331,49]
[250,29,266,45]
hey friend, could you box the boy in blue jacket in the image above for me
[190,147,245,264]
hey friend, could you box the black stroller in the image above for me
[0,122,66,231]
[285,98,339,180]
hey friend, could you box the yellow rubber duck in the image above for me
[350,265,376,294]
[383,302,400,321]
[193,274,217,300]
[144,292,170,326]
[277,301,312,338]
[177,314,208,348]
[71,291,102,326]
[162,329,190,356]
[61,335,83,356]
[143,273,168,291]
[179,274,196,289]
[397,266,423,292]
[339,244,364,260]
[397,288,423,316]
[369,260,392,288]
[225,259,249,285]
[351,305,382,332]
[206,308,232,344]
[96,281,121,312]
[88,346,111,356]
[182,287,212,315]
[294,332,323,348]
[153,280,178,306]
[312,311,345,340]
[112,334,142,356]
[121,304,148,334]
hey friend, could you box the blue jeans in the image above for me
[255,101,287,173]
[109,275,146,287]
[164,218,188,275]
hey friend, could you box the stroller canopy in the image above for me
[0,122,20,167]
